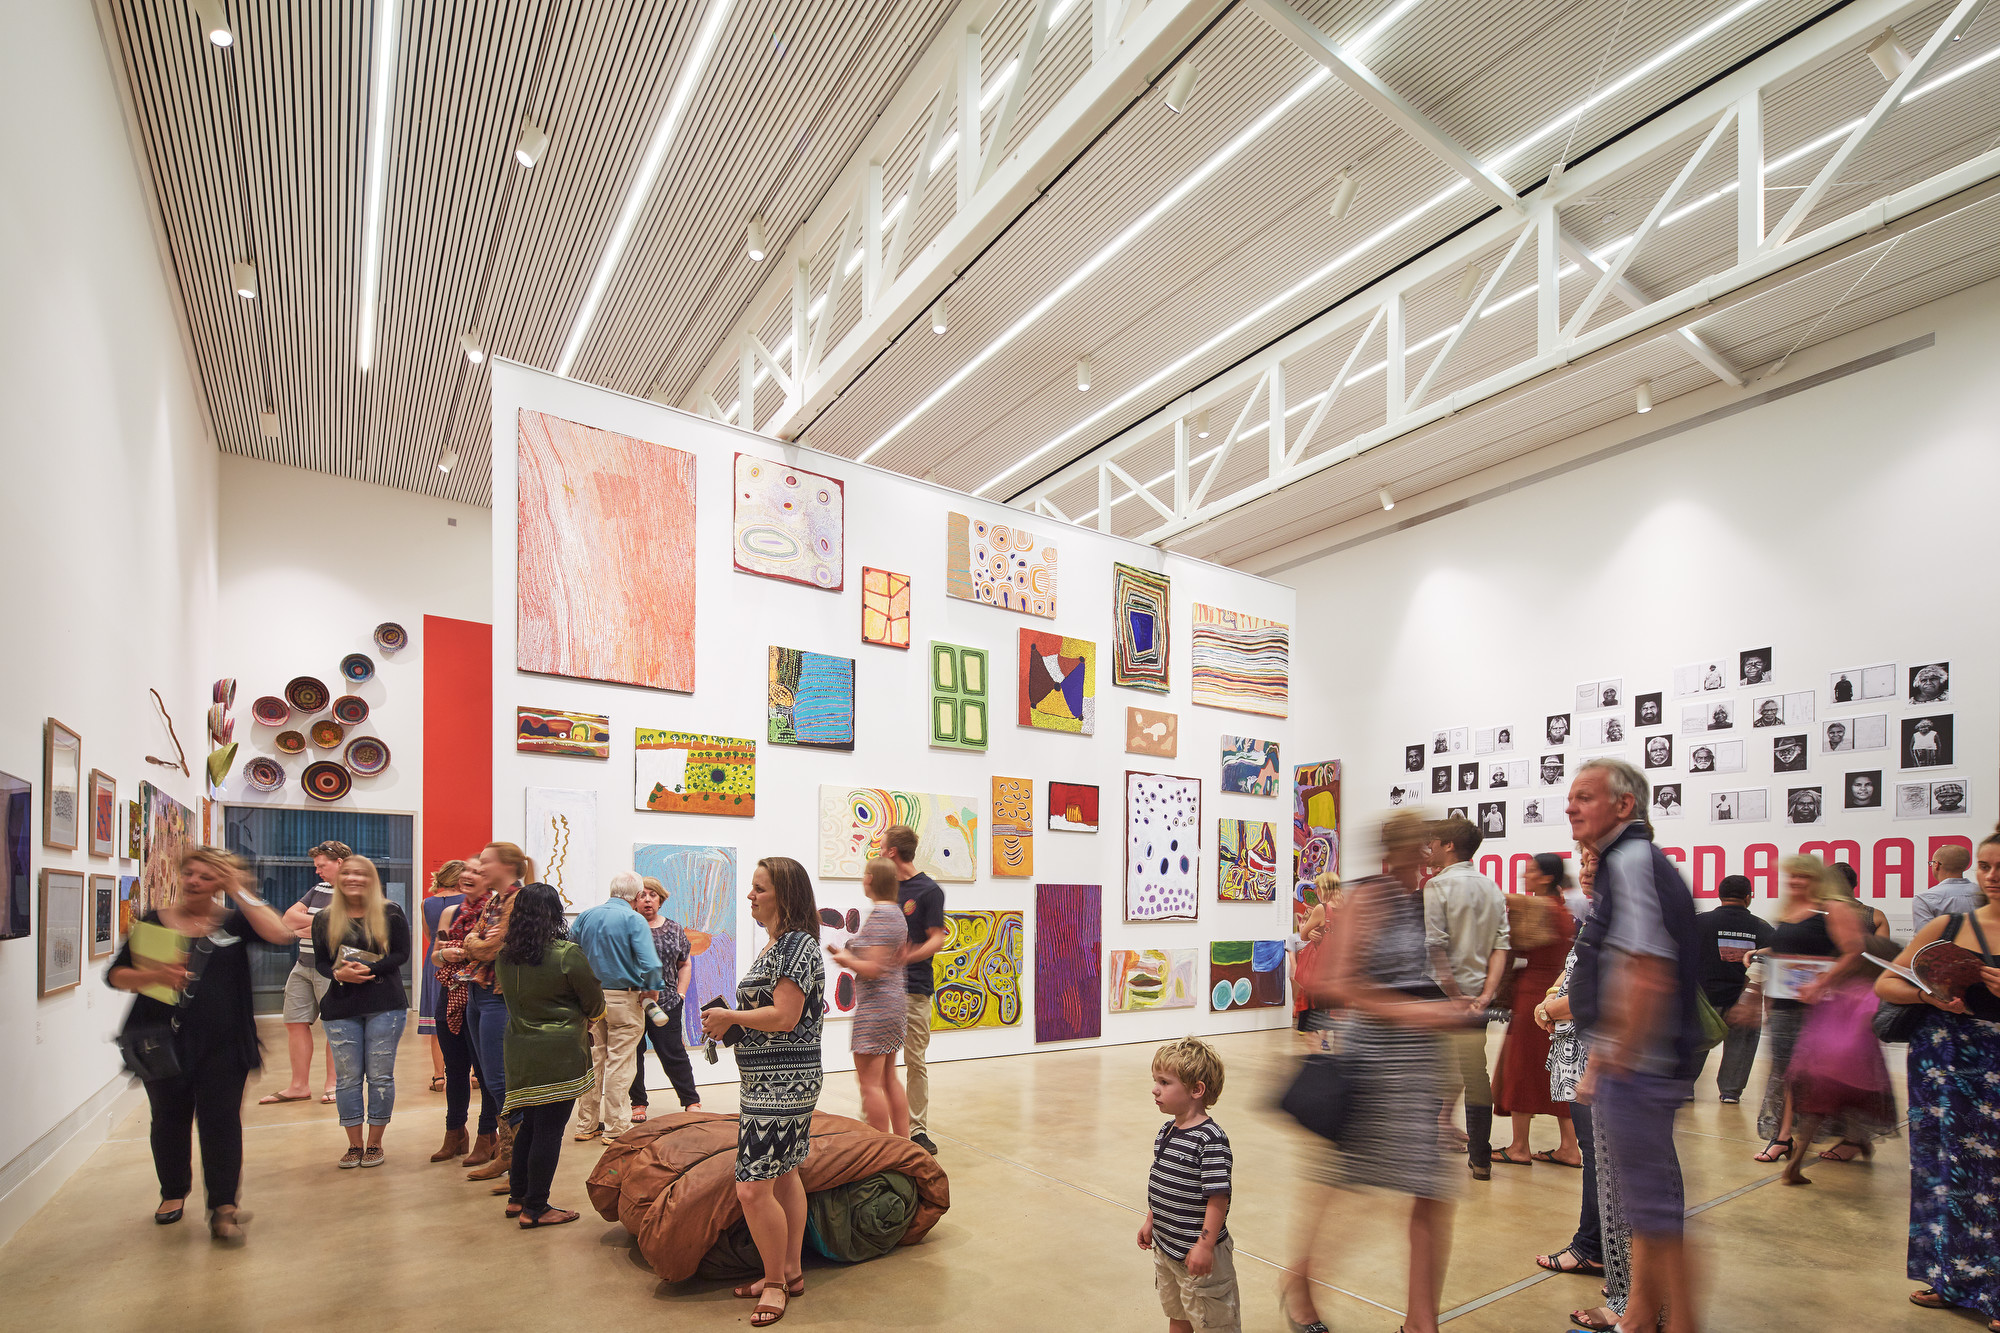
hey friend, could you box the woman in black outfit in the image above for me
[107,846,294,1240]
[628,876,702,1119]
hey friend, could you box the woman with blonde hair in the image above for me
[107,846,294,1240]
[313,855,412,1168]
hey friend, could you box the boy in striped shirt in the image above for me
[1138,1037,1239,1332]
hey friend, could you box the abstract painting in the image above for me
[930,642,989,751]
[126,798,141,859]
[43,718,80,851]
[945,512,1057,618]
[1218,819,1278,902]
[1210,940,1287,1010]
[930,910,1023,1030]
[1125,771,1201,922]
[861,567,911,648]
[732,453,844,591]
[516,707,611,759]
[517,409,695,692]
[117,874,138,942]
[39,869,83,997]
[1111,563,1170,693]
[634,730,755,817]
[526,788,597,909]
[992,776,1034,877]
[1109,948,1197,1012]
[769,647,856,750]
[1,770,29,942]
[814,890,875,1022]
[818,785,978,883]
[1126,707,1178,758]
[1035,884,1101,1043]
[633,844,738,1046]
[88,769,117,858]
[137,781,192,914]
[1190,603,1290,717]
[1220,736,1280,796]
[1048,781,1100,833]
[1293,761,1342,933]
[1019,629,1096,735]
[90,874,117,959]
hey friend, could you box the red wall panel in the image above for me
[422,614,491,887]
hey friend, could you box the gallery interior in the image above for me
[4,0,1997,1328]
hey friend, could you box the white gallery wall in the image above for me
[0,0,220,1244]
[1284,277,2000,933]
[490,362,1304,1083]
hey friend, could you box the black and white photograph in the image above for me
[1688,743,1718,774]
[1785,787,1824,825]
[1642,734,1674,769]
[1772,734,1809,774]
[1682,700,1735,734]
[1908,662,1950,704]
[1433,727,1469,755]
[1687,739,1746,775]
[1432,765,1452,795]
[1405,744,1426,773]
[1895,782,1931,818]
[1651,783,1683,819]
[1575,679,1623,712]
[1821,713,1889,753]
[1709,788,1769,823]
[1520,796,1553,827]
[1828,663,1896,703]
[1477,801,1506,838]
[1457,761,1480,791]
[1931,779,1968,816]
[1843,770,1882,810]
[1583,716,1625,748]
[1901,714,1954,770]
[1486,760,1529,789]
[1475,725,1516,755]
[1389,783,1424,806]
[1674,661,1729,697]
[1447,806,1469,822]
[1433,731,1451,755]
[1545,713,1572,746]
[1635,692,1664,727]
[1738,648,1773,686]
[1538,754,1566,787]
[1749,691,1815,728]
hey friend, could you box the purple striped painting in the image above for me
[1034,883,1101,1043]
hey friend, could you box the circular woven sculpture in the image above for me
[331,695,370,726]
[252,695,290,726]
[243,757,285,792]
[344,736,390,775]
[340,653,374,683]
[286,676,330,714]
[274,730,307,754]
[302,761,351,802]
[310,719,346,750]
[373,622,408,653]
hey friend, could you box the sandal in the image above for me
[735,1278,806,1299]
[1818,1139,1871,1162]
[1533,1149,1583,1168]
[1570,1309,1617,1332]
[1535,1245,1604,1276]
[631,1106,647,1122]
[429,1075,444,1093]
[1490,1146,1534,1165]
[504,1201,523,1218]
[518,1207,580,1229]
[1909,1288,1956,1309]
[1753,1137,1793,1163]
[257,1092,310,1104]
[751,1288,788,1327]
[320,1092,336,1104]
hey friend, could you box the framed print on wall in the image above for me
[43,718,81,851]
[90,874,117,959]
[1,769,30,941]
[40,869,85,996]
[88,769,117,858]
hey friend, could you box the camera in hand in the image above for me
[644,998,673,1027]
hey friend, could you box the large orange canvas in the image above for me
[517,410,696,691]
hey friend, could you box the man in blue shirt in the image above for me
[568,872,662,1142]
[1913,845,1979,932]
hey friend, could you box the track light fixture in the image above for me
[1328,171,1357,222]
[438,448,458,474]
[232,259,257,299]
[1636,381,1654,414]
[1165,63,1199,114]
[1378,487,1395,511]
[514,115,548,168]
[747,217,768,263]
[195,0,232,47]
[458,331,486,364]
[258,410,278,438]
[1077,358,1092,392]
[931,302,948,335]
[1866,29,1910,80]
[1193,411,1210,439]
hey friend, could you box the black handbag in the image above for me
[1279,1053,1354,1143]
[114,930,219,1081]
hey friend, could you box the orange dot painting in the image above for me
[860,567,911,648]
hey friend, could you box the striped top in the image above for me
[1148,1117,1232,1261]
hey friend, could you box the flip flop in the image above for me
[518,1207,579,1229]
[1533,1149,1584,1168]
[1909,1288,1955,1309]
[257,1092,310,1104]
[1490,1146,1535,1165]
[1570,1309,1617,1332]
[320,1092,337,1104]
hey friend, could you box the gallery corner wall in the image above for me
[488,360,1307,1083]
[1281,276,2000,930]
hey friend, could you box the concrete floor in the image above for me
[0,1020,1978,1332]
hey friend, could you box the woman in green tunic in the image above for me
[496,883,604,1228]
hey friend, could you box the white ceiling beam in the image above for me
[1558,227,1746,388]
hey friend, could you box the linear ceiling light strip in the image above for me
[556,0,738,378]
[357,0,402,373]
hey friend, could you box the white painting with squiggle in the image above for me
[526,787,599,911]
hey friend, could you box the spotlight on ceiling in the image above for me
[195,0,233,47]
[1457,262,1481,303]
[931,301,948,335]
[438,448,458,474]
[1328,171,1357,222]
[232,259,257,299]
[1165,63,1199,114]
[747,216,768,263]
[514,115,548,168]
[1377,487,1395,512]
[1636,380,1654,414]
[458,331,486,364]
[1077,358,1092,392]
[1866,29,1910,79]
[258,410,278,438]
[1193,411,1210,439]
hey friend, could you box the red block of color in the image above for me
[423,615,491,888]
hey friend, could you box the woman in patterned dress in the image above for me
[702,855,824,1329]
[1879,825,2000,1330]
[828,857,909,1137]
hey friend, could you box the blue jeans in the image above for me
[324,1010,407,1128]
[466,983,511,1123]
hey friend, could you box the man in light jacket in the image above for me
[1423,815,1510,1180]
[568,872,662,1143]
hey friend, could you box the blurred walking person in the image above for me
[1421,816,1510,1180]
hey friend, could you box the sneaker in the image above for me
[338,1148,362,1170]
[911,1132,939,1155]
[360,1146,386,1168]
[1719,1095,1741,1105]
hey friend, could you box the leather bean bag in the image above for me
[586,1111,951,1281]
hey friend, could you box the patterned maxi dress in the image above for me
[734,929,826,1182]
[1907,1008,2000,1319]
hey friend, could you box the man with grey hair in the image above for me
[567,872,662,1142]
[1566,758,1703,1333]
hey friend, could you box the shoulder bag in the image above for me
[1279,1052,1354,1144]
[115,932,220,1082]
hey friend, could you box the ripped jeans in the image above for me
[324,1010,407,1128]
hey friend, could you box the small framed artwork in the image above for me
[43,718,81,851]
[88,769,117,859]
[40,868,85,996]
[126,798,142,859]
[1,768,30,941]
[1048,781,1100,832]
[89,874,118,959]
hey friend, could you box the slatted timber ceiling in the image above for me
[104,0,2000,549]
